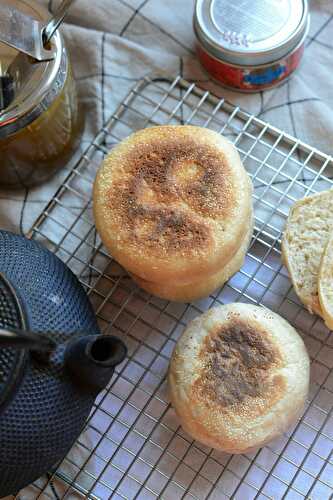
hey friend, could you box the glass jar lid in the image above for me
[194,0,309,66]
[0,0,66,138]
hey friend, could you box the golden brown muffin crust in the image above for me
[106,135,235,257]
[192,319,285,415]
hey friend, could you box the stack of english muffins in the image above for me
[93,125,253,302]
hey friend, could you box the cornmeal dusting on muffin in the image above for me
[192,319,285,414]
[106,137,235,257]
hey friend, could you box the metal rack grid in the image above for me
[21,76,333,500]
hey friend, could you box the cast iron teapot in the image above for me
[0,230,127,497]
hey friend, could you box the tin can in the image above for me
[194,0,309,92]
[0,0,81,188]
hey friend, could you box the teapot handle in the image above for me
[0,327,56,352]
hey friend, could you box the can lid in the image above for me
[0,0,66,138]
[194,0,309,66]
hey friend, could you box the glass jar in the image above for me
[0,0,81,188]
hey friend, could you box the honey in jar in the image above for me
[0,0,81,188]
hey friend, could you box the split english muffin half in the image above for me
[282,188,333,328]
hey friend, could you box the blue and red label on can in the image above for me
[197,42,305,92]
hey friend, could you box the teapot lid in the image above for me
[0,273,27,411]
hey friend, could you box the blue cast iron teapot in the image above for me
[0,230,127,497]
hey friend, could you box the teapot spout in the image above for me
[65,335,127,393]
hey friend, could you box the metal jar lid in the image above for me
[194,0,309,66]
[0,0,67,138]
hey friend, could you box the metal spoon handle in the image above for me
[0,328,57,352]
[43,0,76,44]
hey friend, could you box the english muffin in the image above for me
[168,303,310,453]
[282,189,333,316]
[131,214,253,302]
[319,233,333,329]
[93,126,252,284]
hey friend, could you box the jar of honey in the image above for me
[0,0,81,188]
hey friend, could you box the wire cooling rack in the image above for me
[21,76,333,500]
